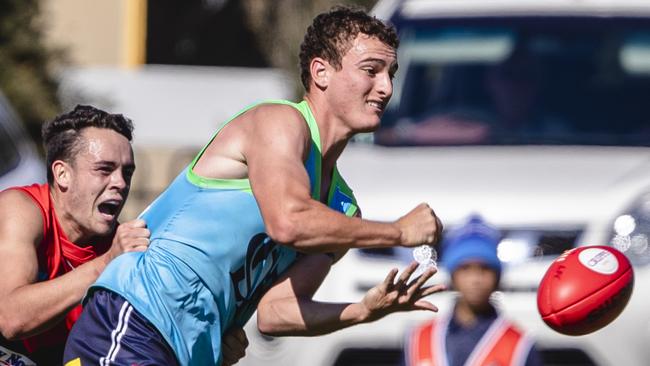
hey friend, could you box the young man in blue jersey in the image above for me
[64,6,445,366]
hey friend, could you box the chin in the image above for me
[356,117,382,133]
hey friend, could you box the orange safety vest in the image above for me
[406,315,533,366]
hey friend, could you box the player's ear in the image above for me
[310,57,330,90]
[52,160,71,191]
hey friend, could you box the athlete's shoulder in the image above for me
[0,186,46,244]
[246,103,311,140]
[0,185,45,216]
[251,102,306,124]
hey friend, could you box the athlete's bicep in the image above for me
[0,190,43,296]
[244,105,314,238]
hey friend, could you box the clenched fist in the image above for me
[104,219,150,263]
[395,203,443,247]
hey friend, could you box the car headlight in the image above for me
[610,192,650,265]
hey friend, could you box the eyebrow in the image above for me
[356,58,388,66]
[358,57,399,71]
[94,161,136,170]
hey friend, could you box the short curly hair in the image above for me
[299,5,399,92]
[41,105,134,184]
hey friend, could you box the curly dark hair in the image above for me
[299,5,399,92]
[41,105,134,184]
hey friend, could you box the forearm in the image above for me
[0,256,106,339]
[257,297,370,337]
[273,202,402,253]
[257,261,444,338]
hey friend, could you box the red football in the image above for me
[537,245,634,336]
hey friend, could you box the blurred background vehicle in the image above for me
[239,0,650,365]
[0,90,45,190]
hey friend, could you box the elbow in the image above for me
[1,330,20,342]
[266,217,320,253]
[256,317,276,336]
[266,217,300,248]
[256,299,288,336]
[256,309,281,337]
[0,316,25,341]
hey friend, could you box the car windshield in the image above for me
[376,17,650,146]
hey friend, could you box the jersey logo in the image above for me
[230,233,286,325]
[0,345,36,366]
[330,186,356,216]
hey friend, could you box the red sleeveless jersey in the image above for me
[9,184,111,354]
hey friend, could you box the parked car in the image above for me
[240,1,650,365]
[0,90,45,190]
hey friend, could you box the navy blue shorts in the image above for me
[63,289,179,366]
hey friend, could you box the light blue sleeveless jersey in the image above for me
[92,100,359,365]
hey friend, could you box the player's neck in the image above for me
[303,95,351,165]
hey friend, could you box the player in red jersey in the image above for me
[0,105,249,366]
[0,105,149,365]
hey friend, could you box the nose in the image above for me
[110,170,128,191]
[377,72,393,98]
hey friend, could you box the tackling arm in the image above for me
[0,190,148,340]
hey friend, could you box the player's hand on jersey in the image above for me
[359,261,446,322]
[105,219,150,261]
[221,326,249,366]
[395,203,443,247]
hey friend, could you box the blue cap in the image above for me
[442,214,502,276]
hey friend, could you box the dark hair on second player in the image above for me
[41,105,134,184]
[299,5,399,92]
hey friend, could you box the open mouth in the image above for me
[98,200,122,219]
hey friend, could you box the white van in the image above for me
[0,91,45,190]
[240,1,650,365]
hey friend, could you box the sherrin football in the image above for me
[537,245,634,336]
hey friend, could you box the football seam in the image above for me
[544,266,632,316]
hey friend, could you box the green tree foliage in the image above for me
[241,0,378,97]
[0,0,61,146]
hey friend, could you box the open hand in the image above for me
[360,261,446,322]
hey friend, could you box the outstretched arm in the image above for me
[245,104,442,253]
[256,253,445,337]
[0,190,149,340]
